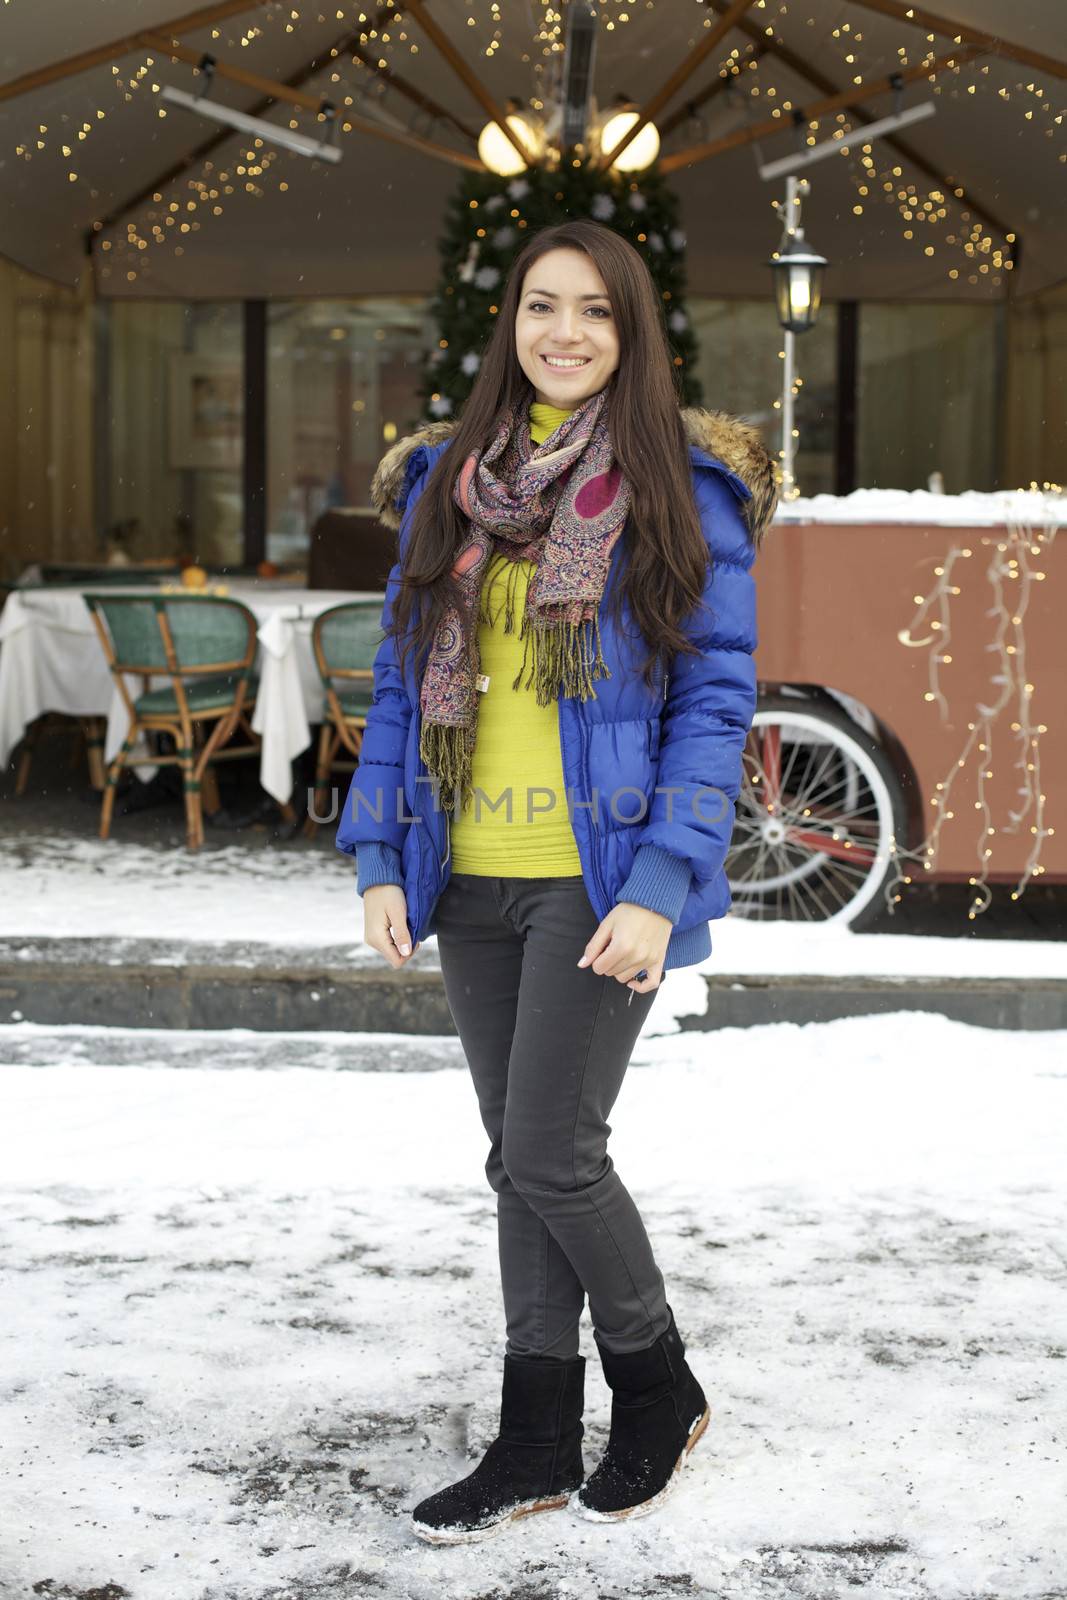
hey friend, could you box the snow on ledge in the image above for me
[772,486,1067,527]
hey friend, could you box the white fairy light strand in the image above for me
[10,0,1062,285]
[882,486,1062,917]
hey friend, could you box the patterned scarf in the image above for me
[419,385,632,813]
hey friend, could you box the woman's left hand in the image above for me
[577,902,670,992]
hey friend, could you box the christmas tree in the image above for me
[420,162,703,422]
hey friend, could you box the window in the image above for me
[106,301,243,567]
[265,298,433,564]
[857,302,997,492]
[689,297,839,497]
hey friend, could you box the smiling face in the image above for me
[514,246,620,408]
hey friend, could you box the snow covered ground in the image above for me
[3,834,1065,991]
[1,1010,1065,1599]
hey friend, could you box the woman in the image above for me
[336,219,776,1543]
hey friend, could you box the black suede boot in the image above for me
[574,1304,710,1522]
[411,1352,586,1545]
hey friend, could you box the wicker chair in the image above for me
[303,600,382,837]
[84,593,261,849]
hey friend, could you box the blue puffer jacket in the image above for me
[335,405,777,971]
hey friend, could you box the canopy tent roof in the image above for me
[1,0,1064,302]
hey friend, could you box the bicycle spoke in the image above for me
[729,709,897,925]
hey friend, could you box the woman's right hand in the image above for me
[362,883,421,968]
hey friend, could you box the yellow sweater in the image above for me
[449,400,583,876]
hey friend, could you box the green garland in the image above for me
[419,161,704,423]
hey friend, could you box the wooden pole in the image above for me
[402,0,533,168]
[842,0,1067,83]
[659,46,984,173]
[335,111,480,169]
[598,0,759,172]
[698,0,1014,251]
[146,34,483,164]
[144,35,334,113]
[92,8,479,243]
[91,14,478,242]
[347,40,479,147]
[0,0,268,101]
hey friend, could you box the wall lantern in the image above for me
[766,175,830,501]
[768,229,828,334]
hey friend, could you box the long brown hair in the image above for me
[391,219,709,694]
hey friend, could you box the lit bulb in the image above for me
[477,113,538,176]
[599,110,660,171]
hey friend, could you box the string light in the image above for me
[723,6,1060,286]
[883,488,1063,918]
[8,6,1063,288]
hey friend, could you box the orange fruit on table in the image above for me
[257,560,279,578]
[181,565,209,589]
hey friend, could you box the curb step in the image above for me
[1,940,1064,1034]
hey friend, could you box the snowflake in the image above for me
[506,177,530,200]
[647,231,664,252]
[627,191,647,212]
[460,352,481,375]
[669,310,689,333]
[669,228,687,251]
[590,193,616,221]
[484,193,506,212]
[492,225,517,249]
[474,265,501,290]
[429,395,454,418]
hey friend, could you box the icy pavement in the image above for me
[1,1011,1065,1599]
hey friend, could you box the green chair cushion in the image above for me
[135,672,259,717]
[333,687,374,720]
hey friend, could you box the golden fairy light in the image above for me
[882,488,1063,917]
[9,1,1064,285]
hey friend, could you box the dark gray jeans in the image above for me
[434,871,672,1360]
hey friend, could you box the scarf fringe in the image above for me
[475,552,609,705]
[421,603,610,813]
[475,550,522,633]
[419,717,479,815]
[514,611,609,705]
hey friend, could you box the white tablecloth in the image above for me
[0,581,383,803]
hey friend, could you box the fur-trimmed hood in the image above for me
[370,406,778,549]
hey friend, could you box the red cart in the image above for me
[735,498,1064,927]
